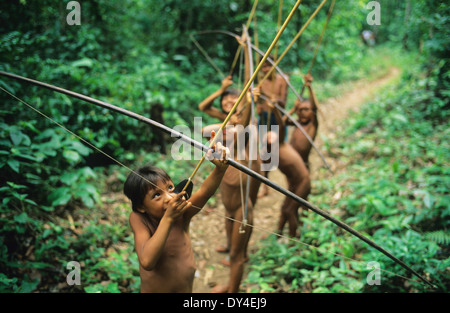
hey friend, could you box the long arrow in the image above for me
[191,29,333,173]
[0,70,434,288]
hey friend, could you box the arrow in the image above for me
[0,70,434,288]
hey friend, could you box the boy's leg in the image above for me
[217,217,232,253]
[286,168,310,237]
[279,191,299,237]
[277,185,292,235]
[258,171,270,197]
[228,208,253,293]
[217,200,238,254]
[277,144,311,237]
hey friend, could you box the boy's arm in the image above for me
[305,74,319,127]
[198,90,227,121]
[276,76,289,108]
[308,86,319,128]
[198,76,233,121]
[265,98,286,143]
[130,212,173,271]
[185,166,227,218]
[184,142,229,219]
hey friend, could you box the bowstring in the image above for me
[300,0,336,97]
[0,86,428,287]
[236,42,248,233]
[189,33,225,78]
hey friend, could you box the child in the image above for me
[124,143,229,293]
[200,88,262,293]
[286,73,319,169]
[198,36,262,293]
[262,96,311,238]
[198,75,238,120]
[259,57,289,108]
[257,57,289,197]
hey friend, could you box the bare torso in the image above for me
[277,142,309,186]
[290,121,317,166]
[220,156,261,213]
[138,215,196,293]
[260,74,288,107]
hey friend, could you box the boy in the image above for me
[200,88,262,293]
[262,96,311,238]
[286,73,319,169]
[198,74,237,119]
[124,143,229,293]
[259,57,289,108]
[198,36,262,292]
[257,57,289,197]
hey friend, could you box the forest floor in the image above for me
[190,66,402,293]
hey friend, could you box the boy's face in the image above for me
[261,61,271,75]
[296,101,314,124]
[138,179,176,219]
[221,94,238,114]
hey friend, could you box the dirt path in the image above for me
[191,67,401,293]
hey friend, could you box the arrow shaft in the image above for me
[0,70,434,288]
[191,29,334,173]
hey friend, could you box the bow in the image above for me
[0,70,434,288]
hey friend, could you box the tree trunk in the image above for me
[402,0,411,49]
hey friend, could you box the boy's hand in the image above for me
[235,35,247,47]
[230,114,240,125]
[221,76,233,91]
[264,98,275,110]
[304,73,314,87]
[246,87,260,104]
[164,191,192,223]
[207,131,229,170]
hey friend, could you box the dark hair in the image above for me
[296,97,317,114]
[123,165,171,212]
[219,88,240,113]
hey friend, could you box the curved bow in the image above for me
[0,70,434,288]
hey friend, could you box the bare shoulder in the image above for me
[129,211,147,233]
[276,73,288,85]
[129,211,139,225]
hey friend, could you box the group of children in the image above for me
[123,36,319,293]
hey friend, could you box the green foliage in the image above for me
[245,51,449,292]
[425,231,450,246]
[1,0,448,292]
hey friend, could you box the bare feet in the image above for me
[257,185,269,198]
[215,245,230,253]
[220,258,230,266]
[219,256,250,267]
[211,284,229,293]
